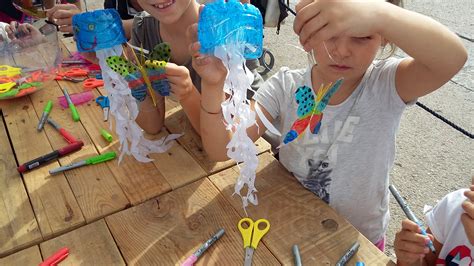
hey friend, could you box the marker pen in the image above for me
[49,151,116,174]
[47,117,77,144]
[335,242,360,266]
[17,141,84,173]
[63,88,80,122]
[182,228,225,266]
[37,100,53,131]
[389,185,436,253]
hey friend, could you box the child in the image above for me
[190,0,467,250]
[394,178,474,265]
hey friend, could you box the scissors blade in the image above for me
[103,107,109,122]
[244,247,254,266]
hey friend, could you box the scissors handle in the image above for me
[251,219,270,249]
[238,218,254,249]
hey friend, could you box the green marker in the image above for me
[63,88,80,122]
[49,151,116,174]
[37,100,53,131]
[101,129,113,142]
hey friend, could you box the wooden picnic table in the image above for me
[0,38,394,265]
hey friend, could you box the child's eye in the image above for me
[353,36,372,41]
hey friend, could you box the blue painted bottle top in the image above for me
[198,0,263,59]
[72,9,126,52]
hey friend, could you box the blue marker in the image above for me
[389,184,436,253]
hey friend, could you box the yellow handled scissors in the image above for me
[238,218,270,266]
[0,65,22,78]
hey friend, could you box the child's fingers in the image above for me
[302,23,339,51]
[465,190,474,202]
[186,23,198,44]
[297,13,328,49]
[462,200,474,218]
[293,1,320,35]
[295,0,315,14]
[401,219,421,232]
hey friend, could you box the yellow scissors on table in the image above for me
[238,218,270,266]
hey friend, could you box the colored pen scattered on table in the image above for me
[335,242,360,266]
[63,88,80,122]
[37,100,53,131]
[389,184,436,253]
[17,141,84,173]
[101,128,113,142]
[47,117,77,144]
[182,228,225,266]
[293,244,302,266]
[49,151,116,174]
[39,247,69,266]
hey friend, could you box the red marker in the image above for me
[39,247,69,266]
[17,141,84,173]
[47,117,77,144]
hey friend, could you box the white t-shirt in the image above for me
[426,189,474,265]
[254,57,407,243]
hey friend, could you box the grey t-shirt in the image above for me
[131,12,202,91]
[254,57,407,243]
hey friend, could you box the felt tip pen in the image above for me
[37,100,53,131]
[293,245,302,266]
[389,185,436,253]
[182,228,225,266]
[47,117,77,144]
[39,247,69,266]
[63,88,80,122]
[335,242,360,266]
[101,128,113,142]
[49,151,116,174]
[17,141,84,173]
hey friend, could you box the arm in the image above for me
[135,95,165,134]
[376,3,468,103]
[394,219,440,266]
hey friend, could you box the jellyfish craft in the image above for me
[72,9,180,163]
[198,0,263,210]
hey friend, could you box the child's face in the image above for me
[312,34,383,81]
[138,0,193,24]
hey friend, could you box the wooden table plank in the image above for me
[0,118,42,257]
[1,96,85,239]
[30,79,129,223]
[40,219,125,265]
[146,131,207,190]
[64,81,173,206]
[165,100,271,174]
[106,179,280,265]
[209,152,394,265]
[0,245,42,265]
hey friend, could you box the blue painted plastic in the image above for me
[198,0,263,59]
[72,9,126,52]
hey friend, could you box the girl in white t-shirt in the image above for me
[190,0,468,250]
[394,178,474,265]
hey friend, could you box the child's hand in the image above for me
[165,63,194,102]
[187,23,228,88]
[46,4,81,33]
[394,219,432,264]
[293,0,385,51]
[461,180,474,245]
[5,22,45,47]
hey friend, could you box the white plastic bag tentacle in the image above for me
[96,45,181,163]
[214,44,259,209]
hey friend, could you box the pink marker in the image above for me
[182,228,225,266]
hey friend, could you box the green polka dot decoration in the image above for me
[145,60,167,71]
[149,43,171,62]
[106,56,138,77]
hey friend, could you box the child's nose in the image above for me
[329,37,352,59]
